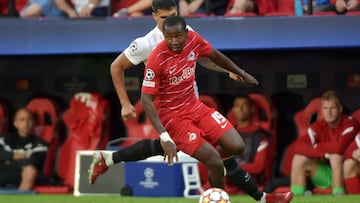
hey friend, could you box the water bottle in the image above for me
[294,0,304,16]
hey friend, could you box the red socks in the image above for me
[345,176,360,194]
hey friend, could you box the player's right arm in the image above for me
[110,37,150,120]
[110,53,137,120]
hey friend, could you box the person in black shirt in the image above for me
[0,108,47,191]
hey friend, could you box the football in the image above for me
[198,188,231,203]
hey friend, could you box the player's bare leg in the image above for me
[192,142,225,189]
[19,165,38,190]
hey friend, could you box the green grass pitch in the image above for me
[1,194,360,203]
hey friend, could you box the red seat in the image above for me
[118,99,159,148]
[26,97,62,178]
[265,0,294,16]
[257,0,277,15]
[224,12,257,17]
[312,11,336,16]
[345,11,360,15]
[57,92,110,188]
[27,98,59,143]
[249,93,278,184]
[27,97,71,194]
[293,97,322,137]
[352,108,360,123]
[0,0,8,15]
[199,94,219,110]
[0,100,10,135]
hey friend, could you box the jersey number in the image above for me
[211,111,226,124]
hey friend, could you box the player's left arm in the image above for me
[207,49,259,86]
[197,57,241,81]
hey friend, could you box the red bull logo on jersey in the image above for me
[188,51,195,61]
[169,66,195,85]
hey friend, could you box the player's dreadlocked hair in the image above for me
[152,0,177,13]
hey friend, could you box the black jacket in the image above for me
[0,132,47,170]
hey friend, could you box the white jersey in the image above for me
[123,25,194,65]
[123,26,163,66]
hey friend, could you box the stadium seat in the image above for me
[249,93,278,184]
[0,0,8,15]
[312,11,337,16]
[250,93,278,182]
[352,108,360,123]
[115,99,159,148]
[0,100,10,135]
[293,97,322,137]
[265,0,294,16]
[224,12,257,17]
[199,94,219,110]
[57,92,110,188]
[248,93,277,134]
[256,0,277,15]
[345,11,360,15]
[26,97,62,178]
[27,97,71,194]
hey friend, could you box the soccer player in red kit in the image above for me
[141,15,293,203]
[141,15,256,188]
[290,90,360,195]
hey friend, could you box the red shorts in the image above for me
[166,103,233,156]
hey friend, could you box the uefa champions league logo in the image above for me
[140,167,159,188]
[144,167,154,179]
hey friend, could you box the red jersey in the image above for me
[141,30,213,125]
[235,123,271,176]
[344,132,360,159]
[293,115,359,158]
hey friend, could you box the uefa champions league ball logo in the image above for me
[145,69,155,80]
[140,167,158,188]
[144,167,154,180]
[129,42,138,52]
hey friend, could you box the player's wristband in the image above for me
[160,132,174,144]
